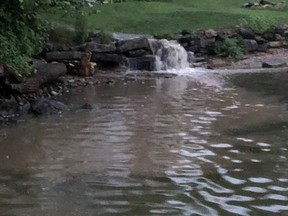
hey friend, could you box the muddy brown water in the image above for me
[0,72,287,216]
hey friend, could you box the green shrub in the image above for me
[73,12,89,44]
[240,15,277,33]
[214,37,245,59]
[95,31,113,44]
[0,19,47,75]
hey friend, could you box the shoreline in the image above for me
[1,27,288,124]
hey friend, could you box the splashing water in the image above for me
[149,39,192,71]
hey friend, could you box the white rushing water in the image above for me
[148,39,225,87]
[149,39,192,71]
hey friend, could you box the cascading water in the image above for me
[149,39,221,87]
[149,39,193,71]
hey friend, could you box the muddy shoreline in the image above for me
[0,68,179,124]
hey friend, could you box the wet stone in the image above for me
[262,58,287,68]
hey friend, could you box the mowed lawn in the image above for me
[45,0,288,34]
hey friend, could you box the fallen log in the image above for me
[11,63,67,94]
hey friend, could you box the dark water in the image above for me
[0,72,287,216]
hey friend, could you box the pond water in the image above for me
[0,71,287,216]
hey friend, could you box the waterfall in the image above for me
[149,39,192,71]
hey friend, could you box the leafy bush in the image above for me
[0,18,47,74]
[0,0,86,75]
[240,15,277,33]
[214,37,245,59]
[93,31,113,44]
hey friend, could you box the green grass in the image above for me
[43,0,288,34]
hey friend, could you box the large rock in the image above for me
[126,55,156,71]
[257,43,268,52]
[45,51,82,62]
[243,39,258,52]
[262,32,275,41]
[185,45,200,53]
[238,27,256,39]
[200,37,216,48]
[12,63,67,94]
[31,97,67,115]
[91,53,126,64]
[177,35,193,43]
[255,36,267,44]
[0,97,18,118]
[275,24,288,36]
[117,37,152,53]
[268,41,284,48]
[85,42,116,53]
[262,58,287,68]
[126,49,150,57]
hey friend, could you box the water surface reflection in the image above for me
[0,74,287,216]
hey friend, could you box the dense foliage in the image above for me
[240,15,277,33]
[214,37,245,59]
[0,0,86,74]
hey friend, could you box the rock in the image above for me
[1,64,24,84]
[31,97,67,115]
[192,62,206,68]
[242,2,254,7]
[243,39,258,52]
[255,36,267,44]
[200,37,216,48]
[185,45,200,53]
[257,43,268,52]
[268,41,284,48]
[50,91,58,96]
[91,53,126,64]
[0,97,18,117]
[126,55,156,71]
[275,24,288,36]
[70,44,87,51]
[126,49,149,57]
[207,58,231,69]
[187,52,196,64]
[31,59,47,70]
[262,32,275,41]
[275,34,285,41]
[194,57,206,63]
[18,102,31,116]
[178,35,193,43]
[283,30,288,38]
[117,37,152,53]
[80,103,93,110]
[205,29,218,38]
[218,28,238,39]
[12,63,67,94]
[45,51,82,62]
[85,42,116,53]
[238,27,256,39]
[249,60,263,68]
[262,58,287,68]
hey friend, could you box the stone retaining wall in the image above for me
[42,25,288,72]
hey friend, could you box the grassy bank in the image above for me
[44,0,288,34]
